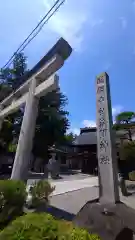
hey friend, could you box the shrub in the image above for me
[0,213,100,240]
[129,171,135,181]
[58,220,100,239]
[119,141,135,161]
[0,180,26,227]
[29,180,55,208]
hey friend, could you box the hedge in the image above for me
[0,180,26,228]
[0,213,100,239]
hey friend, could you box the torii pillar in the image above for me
[11,78,39,180]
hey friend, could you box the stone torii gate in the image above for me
[0,38,72,181]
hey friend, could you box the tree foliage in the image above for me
[64,132,76,145]
[119,141,135,161]
[0,212,100,240]
[33,91,69,158]
[114,111,135,141]
[0,53,27,91]
[0,53,70,160]
[116,111,135,124]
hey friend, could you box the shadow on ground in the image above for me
[46,205,75,221]
[59,168,81,175]
[27,170,81,179]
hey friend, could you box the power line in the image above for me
[1,0,65,70]
[15,1,65,55]
[1,0,64,69]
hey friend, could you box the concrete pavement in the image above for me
[51,176,98,196]
[27,174,98,195]
[51,186,98,215]
[27,174,135,215]
[49,177,135,216]
[50,186,135,215]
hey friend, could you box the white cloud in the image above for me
[119,17,127,29]
[69,105,123,136]
[112,105,123,117]
[43,0,104,52]
[43,0,88,52]
[90,19,104,28]
[82,105,123,129]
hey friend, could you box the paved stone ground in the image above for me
[27,175,98,194]
[20,173,135,239]
[47,176,135,216]
[50,186,98,215]
[51,177,98,196]
[27,174,135,238]
[27,171,92,183]
[27,173,135,220]
[50,186,135,215]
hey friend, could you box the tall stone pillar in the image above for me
[96,72,119,204]
[11,78,39,181]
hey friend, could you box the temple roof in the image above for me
[74,131,97,145]
[74,127,135,146]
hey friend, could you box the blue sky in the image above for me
[0,0,135,135]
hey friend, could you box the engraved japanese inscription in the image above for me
[96,74,110,164]
[96,73,120,203]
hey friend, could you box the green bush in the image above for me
[0,180,26,227]
[0,213,100,239]
[129,171,135,181]
[29,180,55,208]
[119,141,135,161]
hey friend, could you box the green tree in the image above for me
[0,83,12,102]
[64,132,76,145]
[33,90,69,159]
[119,141,135,161]
[0,53,27,91]
[115,111,135,141]
[0,54,27,152]
[0,83,14,151]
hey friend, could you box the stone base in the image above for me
[73,199,135,240]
